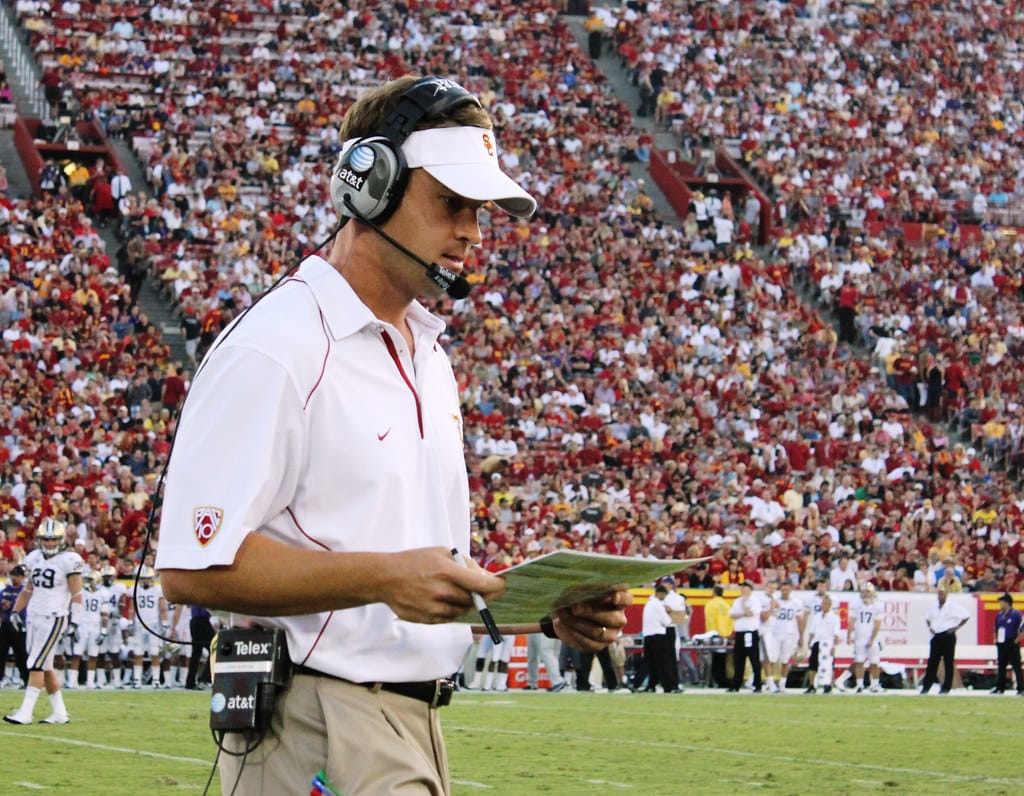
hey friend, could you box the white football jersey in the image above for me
[99,581,128,620]
[80,587,109,628]
[132,583,165,629]
[805,592,828,617]
[22,548,84,618]
[771,596,805,638]
[851,598,881,639]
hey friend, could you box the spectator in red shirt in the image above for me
[160,364,186,410]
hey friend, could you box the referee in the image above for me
[0,565,28,686]
[992,593,1024,694]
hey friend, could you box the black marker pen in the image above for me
[451,548,503,645]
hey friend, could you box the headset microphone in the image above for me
[341,195,471,300]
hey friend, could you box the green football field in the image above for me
[1,687,1022,795]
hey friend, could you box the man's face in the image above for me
[378,170,485,299]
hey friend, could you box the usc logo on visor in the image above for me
[481,133,494,157]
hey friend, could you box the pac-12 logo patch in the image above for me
[194,506,224,546]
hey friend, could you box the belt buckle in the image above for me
[432,678,454,708]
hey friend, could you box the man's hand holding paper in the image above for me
[461,550,706,652]
[548,587,633,652]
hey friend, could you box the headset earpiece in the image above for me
[329,76,481,225]
[330,136,407,223]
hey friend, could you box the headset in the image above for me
[329,75,482,224]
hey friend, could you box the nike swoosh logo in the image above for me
[377,429,391,441]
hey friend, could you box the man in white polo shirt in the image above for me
[728,581,769,693]
[156,75,631,795]
[919,585,970,694]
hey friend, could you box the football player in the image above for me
[97,565,127,688]
[4,519,84,725]
[847,582,884,693]
[166,601,193,688]
[466,634,512,691]
[68,571,110,690]
[127,566,169,689]
[764,581,807,693]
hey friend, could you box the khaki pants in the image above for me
[220,673,450,795]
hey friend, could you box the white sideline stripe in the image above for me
[13,784,45,790]
[450,780,492,789]
[0,730,209,765]
[585,779,633,789]
[447,724,1024,787]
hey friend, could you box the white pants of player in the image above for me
[131,628,163,658]
[815,640,834,687]
[469,636,511,689]
[527,633,564,689]
[73,624,104,659]
[854,637,882,666]
[765,634,800,665]
[101,624,124,655]
[475,636,512,665]
[26,614,67,672]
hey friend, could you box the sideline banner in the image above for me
[624,589,1021,645]
[828,591,978,647]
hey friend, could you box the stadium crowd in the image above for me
[3,0,1024,693]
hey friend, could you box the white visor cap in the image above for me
[401,126,537,219]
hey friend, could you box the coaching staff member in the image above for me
[992,593,1023,694]
[156,75,630,795]
[641,582,680,693]
[919,585,970,694]
[728,581,768,693]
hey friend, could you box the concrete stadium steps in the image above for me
[0,128,33,197]
[104,138,188,366]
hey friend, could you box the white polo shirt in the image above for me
[156,256,472,682]
[642,595,672,637]
[729,590,765,633]
[927,596,971,635]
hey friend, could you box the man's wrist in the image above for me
[539,615,558,639]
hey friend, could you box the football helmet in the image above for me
[860,582,877,603]
[36,519,67,558]
[82,570,100,591]
[100,564,118,586]
[139,565,156,585]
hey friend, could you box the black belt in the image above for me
[294,665,454,709]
